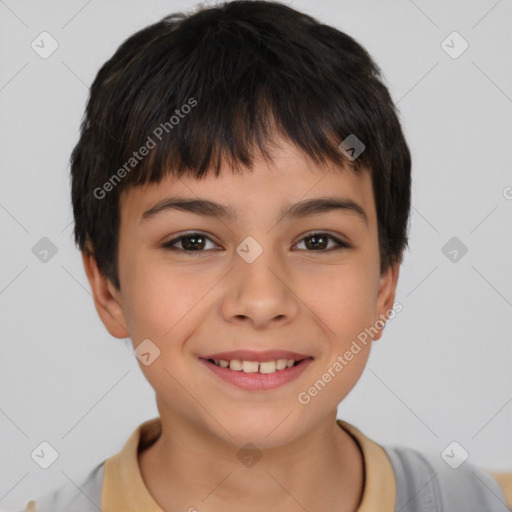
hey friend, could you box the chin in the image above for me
[207,411,303,450]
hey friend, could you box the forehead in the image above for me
[119,137,376,227]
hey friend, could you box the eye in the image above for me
[162,231,349,253]
[294,232,350,252]
[162,232,219,253]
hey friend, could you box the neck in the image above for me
[138,407,365,512]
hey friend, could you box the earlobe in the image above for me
[81,249,130,339]
[372,262,400,341]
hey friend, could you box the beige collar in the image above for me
[102,417,396,511]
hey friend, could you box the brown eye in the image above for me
[295,232,349,251]
[162,232,218,252]
[161,231,350,254]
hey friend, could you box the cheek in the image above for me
[297,279,374,411]
[121,252,205,341]
[300,262,377,392]
[304,263,378,338]
[122,261,209,395]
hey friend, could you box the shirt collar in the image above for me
[102,417,396,512]
[337,420,396,512]
[102,417,163,512]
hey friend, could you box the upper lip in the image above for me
[201,350,313,362]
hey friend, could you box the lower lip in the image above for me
[200,358,313,391]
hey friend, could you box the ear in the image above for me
[81,249,130,339]
[372,262,400,341]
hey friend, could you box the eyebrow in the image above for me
[141,196,368,226]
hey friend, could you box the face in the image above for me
[84,136,399,449]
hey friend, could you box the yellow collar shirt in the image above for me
[24,417,512,512]
[101,418,395,511]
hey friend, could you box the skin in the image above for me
[83,135,400,512]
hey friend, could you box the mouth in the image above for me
[205,357,305,373]
[199,351,313,391]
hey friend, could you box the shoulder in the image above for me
[15,461,105,512]
[382,444,512,512]
[491,472,512,510]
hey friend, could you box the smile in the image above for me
[209,358,300,373]
[200,356,313,391]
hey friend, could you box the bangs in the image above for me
[88,10,379,193]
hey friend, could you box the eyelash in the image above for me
[161,231,350,254]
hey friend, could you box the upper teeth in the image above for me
[213,359,297,373]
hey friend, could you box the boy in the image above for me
[21,1,512,510]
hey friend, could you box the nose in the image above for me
[220,245,300,329]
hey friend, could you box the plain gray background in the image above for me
[1,0,511,509]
